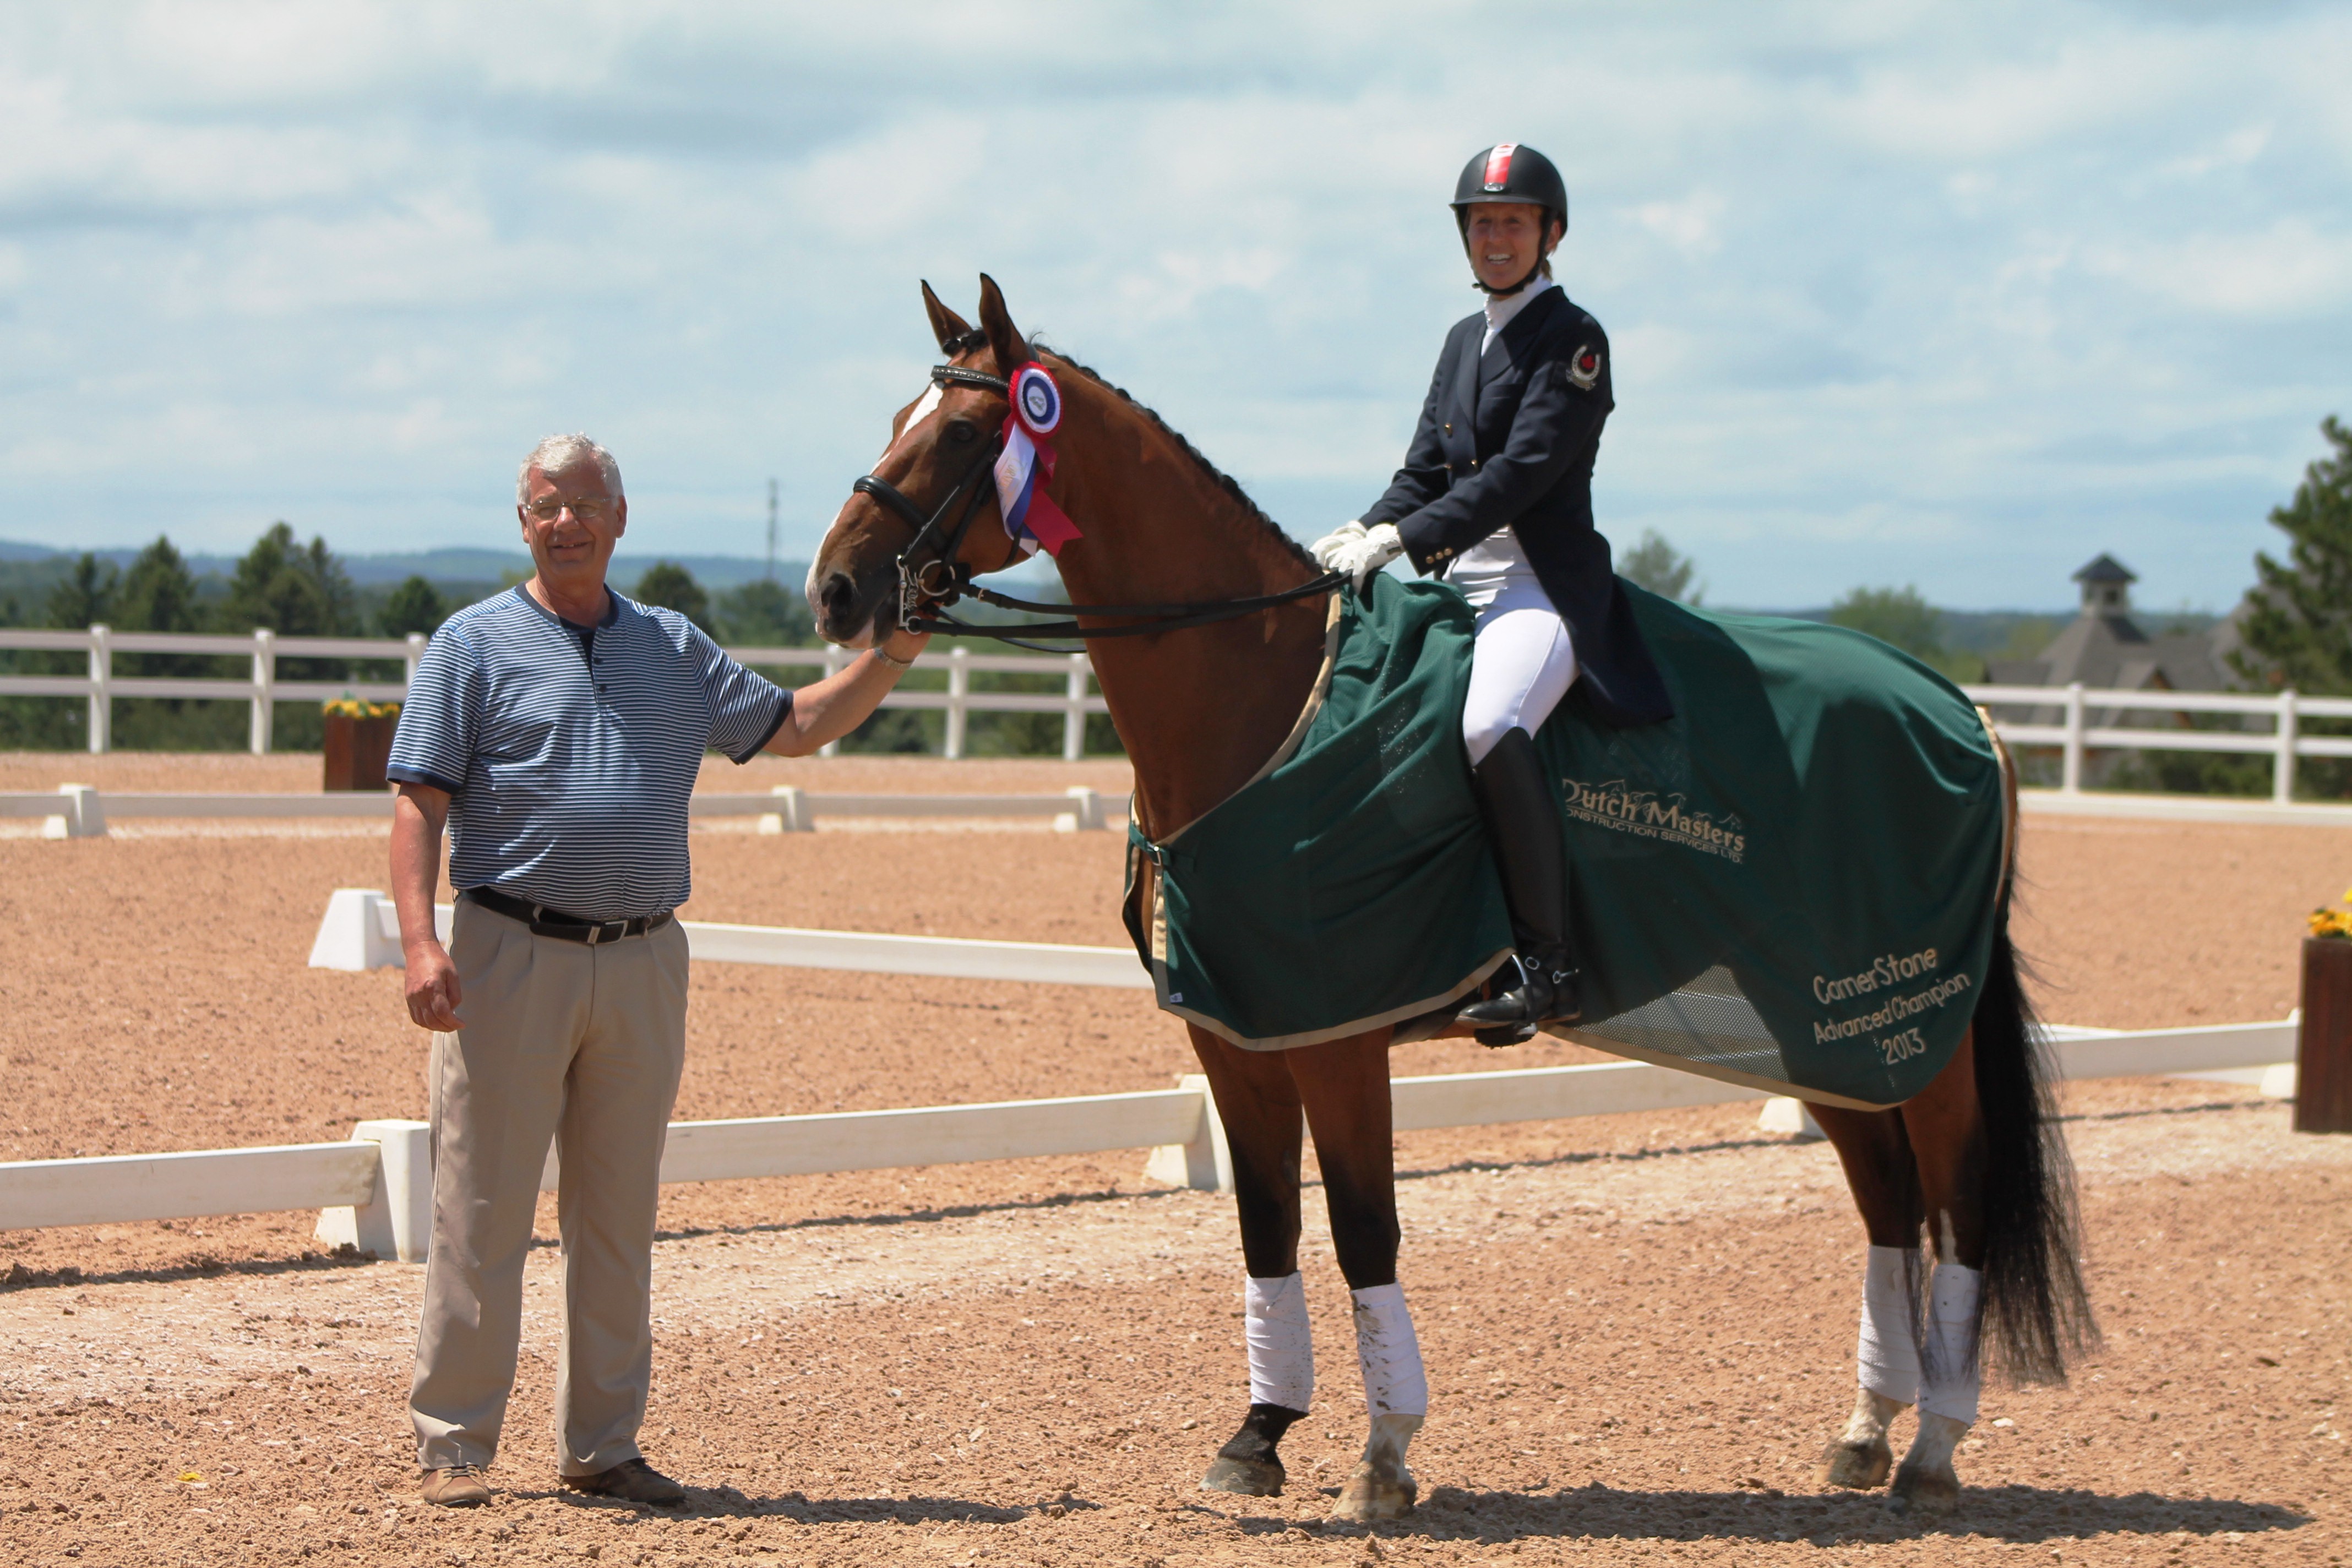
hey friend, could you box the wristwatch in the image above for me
[870,644,917,671]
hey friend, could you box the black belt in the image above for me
[465,886,674,945]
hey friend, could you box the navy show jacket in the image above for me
[1363,286,1673,727]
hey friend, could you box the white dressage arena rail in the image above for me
[303,890,1153,988]
[1,785,1131,838]
[0,886,2304,1262]
[12,781,2343,841]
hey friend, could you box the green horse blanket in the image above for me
[1124,574,2008,1110]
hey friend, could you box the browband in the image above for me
[931,363,1010,395]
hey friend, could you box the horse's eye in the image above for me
[944,418,979,445]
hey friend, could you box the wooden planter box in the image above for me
[2298,936,2352,1134]
[323,715,398,793]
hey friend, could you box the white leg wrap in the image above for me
[1856,1245,1920,1406]
[1350,1282,1428,1419]
[1918,1261,1983,1425]
[1244,1273,1314,1413]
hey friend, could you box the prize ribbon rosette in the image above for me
[993,363,1082,556]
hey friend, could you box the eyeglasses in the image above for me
[525,497,616,524]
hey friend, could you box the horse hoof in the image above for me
[1820,1436,1892,1489]
[1330,1461,1417,1522]
[1200,1454,1284,1498]
[1886,1459,1960,1516]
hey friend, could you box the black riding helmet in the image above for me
[1452,143,1567,295]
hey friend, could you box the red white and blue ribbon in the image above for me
[993,362,1082,557]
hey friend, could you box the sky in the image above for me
[1,1,2346,611]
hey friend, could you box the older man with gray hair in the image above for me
[385,433,927,1508]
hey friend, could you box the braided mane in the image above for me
[1039,347,1321,572]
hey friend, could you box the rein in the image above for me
[852,357,1342,649]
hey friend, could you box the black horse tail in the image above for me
[1971,920,2099,1382]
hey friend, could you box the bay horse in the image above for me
[808,276,2093,1521]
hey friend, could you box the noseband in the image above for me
[847,345,1343,650]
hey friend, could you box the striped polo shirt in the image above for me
[386,585,790,921]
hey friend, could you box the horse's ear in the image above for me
[921,280,973,355]
[976,273,1030,369]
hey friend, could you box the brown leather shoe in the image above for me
[421,1463,492,1507]
[562,1457,685,1506]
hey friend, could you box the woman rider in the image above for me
[1311,142,1672,1040]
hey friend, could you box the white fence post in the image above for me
[1142,1074,1232,1192]
[43,783,106,840]
[2060,681,2085,794]
[307,889,406,970]
[312,1119,433,1263]
[85,624,111,754]
[249,628,276,754]
[945,645,970,760]
[1063,652,1088,761]
[404,631,426,690]
[2275,689,2299,805]
[758,784,813,835]
[1757,1096,1825,1140]
[1061,785,1105,832]
[818,645,847,758]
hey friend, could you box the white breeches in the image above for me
[1461,571,1580,766]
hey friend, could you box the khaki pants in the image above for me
[409,899,689,1474]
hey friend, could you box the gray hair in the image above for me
[516,433,623,503]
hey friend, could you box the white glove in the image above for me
[1309,520,1367,569]
[1326,522,1404,588]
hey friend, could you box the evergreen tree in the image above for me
[220,523,363,752]
[116,536,204,636]
[379,575,449,638]
[715,577,813,645]
[2230,414,2352,798]
[111,535,247,750]
[633,561,712,631]
[220,522,360,636]
[2234,415,2352,696]
[44,553,117,629]
[1618,529,1701,603]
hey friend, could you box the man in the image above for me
[386,432,927,1508]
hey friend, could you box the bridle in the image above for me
[848,336,1343,651]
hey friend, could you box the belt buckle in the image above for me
[591,918,628,945]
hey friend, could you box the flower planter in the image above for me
[323,714,398,793]
[2297,935,2352,1135]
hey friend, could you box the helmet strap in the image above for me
[1472,259,1545,298]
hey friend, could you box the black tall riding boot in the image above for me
[1455,726,1582,1042]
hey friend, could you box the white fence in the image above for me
[0,886,2304,1262]
[1966,682,2352,805]
[10,625,2346,792]
[0,629,1109,761]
